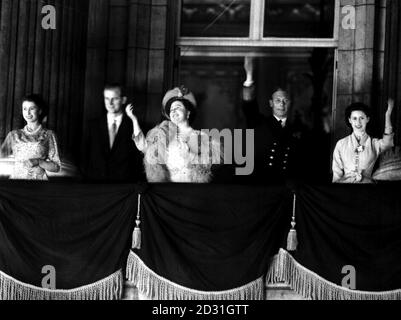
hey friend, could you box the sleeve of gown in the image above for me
[47,131,61,170]
[0,132,14,158]
[332,142,344,183]
[376,133,394,153]
[143,127,170,182]
[132,130,147,152]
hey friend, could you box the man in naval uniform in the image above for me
[242,58,305,184]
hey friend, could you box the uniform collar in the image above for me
[273,115,287,127]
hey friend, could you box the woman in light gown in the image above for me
[126,86,221,183]
[0,94,61,180]
[332,99,395,183]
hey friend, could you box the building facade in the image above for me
[0,0,399,180]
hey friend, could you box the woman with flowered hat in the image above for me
[126,86,221,183]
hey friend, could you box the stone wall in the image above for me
[335,0,385,143]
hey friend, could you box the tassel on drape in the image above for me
[286,193,298,251]
[126,250,264,300]
[266,249,401,300]
[132,194,142,249]
[0,269,123,300]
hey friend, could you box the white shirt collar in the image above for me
[107,113,123,128]
[273,115,287,127]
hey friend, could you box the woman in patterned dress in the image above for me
[332,99,395,183]
[0,94,61,180]
[126,86,221,183]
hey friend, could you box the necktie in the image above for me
[278,120,284,128]
[109,120,117,148]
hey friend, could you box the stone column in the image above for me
[335,0,377,143]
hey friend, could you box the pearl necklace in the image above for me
[24,124,42,135]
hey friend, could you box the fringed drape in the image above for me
[0,269,123,300]
[267,249,401,300]
[127,251,264,300]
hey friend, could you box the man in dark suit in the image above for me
[82,84,143,182]
[242,59,305,184]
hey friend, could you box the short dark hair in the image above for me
[270,87,290,100]
[104,83,126,97]
[165,98,197,124]
[21,94,48,123]
[345,102,370,128]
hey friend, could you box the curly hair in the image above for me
[21,94,48,124]
[344,102,371,128]
[164,97,197,124]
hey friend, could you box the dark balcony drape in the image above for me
[127,183,292,299]
[0,181,138,300]
[267,183,401,299]
[1,181,401,300]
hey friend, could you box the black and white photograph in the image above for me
[0,0,401,307]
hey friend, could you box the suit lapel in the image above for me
[99,114,111,153]
[110,114,128,152]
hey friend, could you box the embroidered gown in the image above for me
[332,133,394,183]
[133,120,221,183]
[0,125,61,180]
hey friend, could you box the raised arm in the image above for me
[243,56,254,89]
[384,98,394,133]
[242,56,261,128]
[381,98,395,150]
[126,104,146,152]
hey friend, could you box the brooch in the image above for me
[355,145,365,153]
